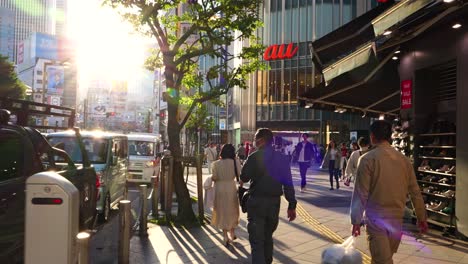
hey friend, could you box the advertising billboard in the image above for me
[33,33,58,60]
[46,65,64,95]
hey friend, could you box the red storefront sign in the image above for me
[263,43,298,61]
[401,80,413,109]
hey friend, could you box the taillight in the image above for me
[145,160,156,167]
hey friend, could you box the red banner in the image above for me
[401,80,413,109]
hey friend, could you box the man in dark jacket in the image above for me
[240,128,297,264]
[293,133,315,192]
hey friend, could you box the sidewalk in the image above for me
[125,165,468,264]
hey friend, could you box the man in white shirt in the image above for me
[344,137,369,186]
[204,143,218,174]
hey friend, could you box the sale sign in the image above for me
[401,80,413,109]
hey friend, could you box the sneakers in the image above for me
[436,165,450,172]
[429,201,447,211]
[441,190,455,198]
[447,165,456,174]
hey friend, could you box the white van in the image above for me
[127,133,161,183]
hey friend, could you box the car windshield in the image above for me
[128,140,155,157]
[48,136,109,164]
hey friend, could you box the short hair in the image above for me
[220,144,236,159]
[370,120,392,142]
[255,128,274,144]
[301,133,309,138]
[357,137,369,147]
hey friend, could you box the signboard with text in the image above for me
[401,80,413,109]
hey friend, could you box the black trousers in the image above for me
[298,162,309,188]
[329,160,339,188]
[247,196,281,264]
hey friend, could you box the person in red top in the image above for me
[339,143,348,180]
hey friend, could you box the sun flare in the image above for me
[67,0,152,96]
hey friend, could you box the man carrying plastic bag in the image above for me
[321,236,362,264]
[350,121,428,264]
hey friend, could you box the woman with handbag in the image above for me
[321,140,342,190]
[211,144,241,246]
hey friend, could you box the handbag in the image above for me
[238,186,250,213]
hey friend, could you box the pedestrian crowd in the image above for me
[202,121,427,264]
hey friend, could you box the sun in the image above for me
[67,0,152,96]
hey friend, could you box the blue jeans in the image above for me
[298,162,309,188]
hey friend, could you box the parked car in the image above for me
[47,130,128,222]
[0,106,97,263]
[127,133,161,183]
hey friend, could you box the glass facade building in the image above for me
[252,0,377,143]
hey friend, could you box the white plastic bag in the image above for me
[203,176,214,210]
[321,236,362,264]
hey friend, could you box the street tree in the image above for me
[106,0,264,224]
[185,103,215,153]
[0,55,27,99]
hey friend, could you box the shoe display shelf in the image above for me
[416,132,456,230]
[391,120,413,160]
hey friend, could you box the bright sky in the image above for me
[67,0,153,98]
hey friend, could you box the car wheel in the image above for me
[98,194,111,223]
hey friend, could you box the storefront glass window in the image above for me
[257,71,262,104]
[343,0,353,24]
[290,104,298,120]
[292,2,299,43]
[283,68,291,103]
[322,0,334,36]
[262,105,268,120]
[300,3,307,42]
[291,68,298,102]
[262,70,268,103]
[285,1,292,43]
[315,0,323,38]
[333,0,340,29]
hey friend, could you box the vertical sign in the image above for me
[401,80,413,109]
[219,119,226,130]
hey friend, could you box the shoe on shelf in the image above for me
[421,175,432,182]
[438,178,449,184]
[447,166,456,174]
[438,150,448,157]
[429,137,440,146]
[441,190,455,198]
[429,201,447,211]
[436,165,450,172]
[442,206,454,214]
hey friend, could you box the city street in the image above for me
[87,165,468,264]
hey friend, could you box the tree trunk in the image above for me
[165,69,197,225]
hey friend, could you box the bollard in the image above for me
[165,156,174,219]
[139,184,148,236]
[151,175,159,217]
[196,154,204,223]
[77,232,90,264]
[159,157,166,211]
[118,200,131,264]
[124,180,129,200]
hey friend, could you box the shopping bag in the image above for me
[203,176,214,210]
[321,236,362,264]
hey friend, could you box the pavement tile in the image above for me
[400,255,458,264]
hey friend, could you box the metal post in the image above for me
[196,154,204,223]
[159,157,166,211]
[118,200,131,264]
[76,232,90,264]
[164,156,174,219]
[151,175,159,217]
[124,180,128,200]
[139,184,148,236]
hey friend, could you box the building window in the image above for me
[37,70,43,75]
[36,79,42,84]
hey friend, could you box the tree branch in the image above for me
[179,89,227,128]
[174,45,214,65]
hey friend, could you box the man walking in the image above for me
[344,137,370,186]
[236,143,247,163]
[204,143,217,174]
[240,128,297,264]
[293,133,315,192]
[350,120,427,264]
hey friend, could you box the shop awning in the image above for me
[299,48,401,117]
[322,43,374,85]
[301,0,461,116]
[311,0,396,67]
[372,0,434,36]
